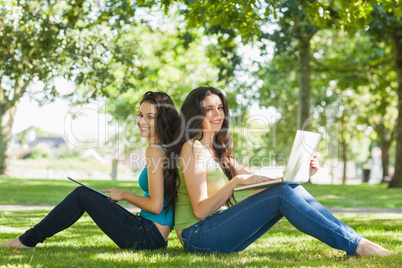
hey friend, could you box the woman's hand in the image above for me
[310,155,320,176]
[102,188,126,202]
[234,174,278,186]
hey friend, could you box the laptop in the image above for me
[234,130,322,192]
[67,177,110,199]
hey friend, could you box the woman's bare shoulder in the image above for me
[145,144,166,158]
[181,139,203,156]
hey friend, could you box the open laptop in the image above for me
[67,176,110,199]
[234,130,322,192]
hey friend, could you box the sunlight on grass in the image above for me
[6,255,24,261]
[1,177,401,208]
[94,251,171,264]
[0,177,143,206]
[0,180,401,266]
[0,226,27,233]
[303,184,402,209]
[323,194,344,199]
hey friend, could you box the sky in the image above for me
[12,95,115,148]
[13,96,71,135]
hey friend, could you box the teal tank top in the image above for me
[138,143,174,228]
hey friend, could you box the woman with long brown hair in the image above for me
[167,86,394,256]
[1,91,179,250]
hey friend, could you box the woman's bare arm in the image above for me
[102,144,166,214]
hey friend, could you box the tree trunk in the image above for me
[292,10,317,131]
[379,136,391,180]
[0,104,18,175]
[298,38,311,131]
[342,151,347,184]
[0,76,30,175]
[340,126,348,184]
[389,30,402,188]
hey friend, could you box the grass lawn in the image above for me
[1,177,401,209]
[0,177,401,267]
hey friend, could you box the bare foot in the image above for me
[0,238,30,248]
[355,238,395,256]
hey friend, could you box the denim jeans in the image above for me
[180,184,362,255]
[19,186,167,250]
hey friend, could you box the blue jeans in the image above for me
[180,184,362,255]
[19,186,167,250]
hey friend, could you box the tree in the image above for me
[267,1,319,131]
[336,91,361,184]
[356,72,398,181]
[308,1,402,187]
[156,1,398,184]
[253,24,398,183]
[0,0,147,174]
[159,0,320,130]
[104,22,222,153]
[310,28,397,183]
[254,51,299,160]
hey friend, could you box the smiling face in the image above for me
[136,101,158,143]
[202,94,225,133]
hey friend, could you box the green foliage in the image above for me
[149,0,400,176]
[28,145,51,160]
[156,1,281,83]
[263,0,319,49]
[307,9,398,176]
[0,0,151,174]
[308,1,402,32]
[171,1,270,43]
[0,0,143,104]
[1,0,401,185]
[250,22,398,164]
[53,144,82,159]
[101,19,221,151]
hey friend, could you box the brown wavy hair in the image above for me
[166,87,237,209]
[140,91,179,147]
[140,91,180,212]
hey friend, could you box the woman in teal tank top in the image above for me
[1,92,179,251]
[167,87,394,257]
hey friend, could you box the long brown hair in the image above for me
[140,91,180,212]
[140,91,179,147]
[166,87,237,209]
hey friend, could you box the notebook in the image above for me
[234,130,322,192]
[67,176,110,198]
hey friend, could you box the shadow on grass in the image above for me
[0,245,314,267]
[1,210,401,267]
[2,242,399,267]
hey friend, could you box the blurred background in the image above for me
[1,0,401,188]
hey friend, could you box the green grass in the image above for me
[0,177,143,207]
[10,159,134,173]
[0,177,401,267]
[0,211,400,267]
[302,183,402,209]
[1,177,401,209]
